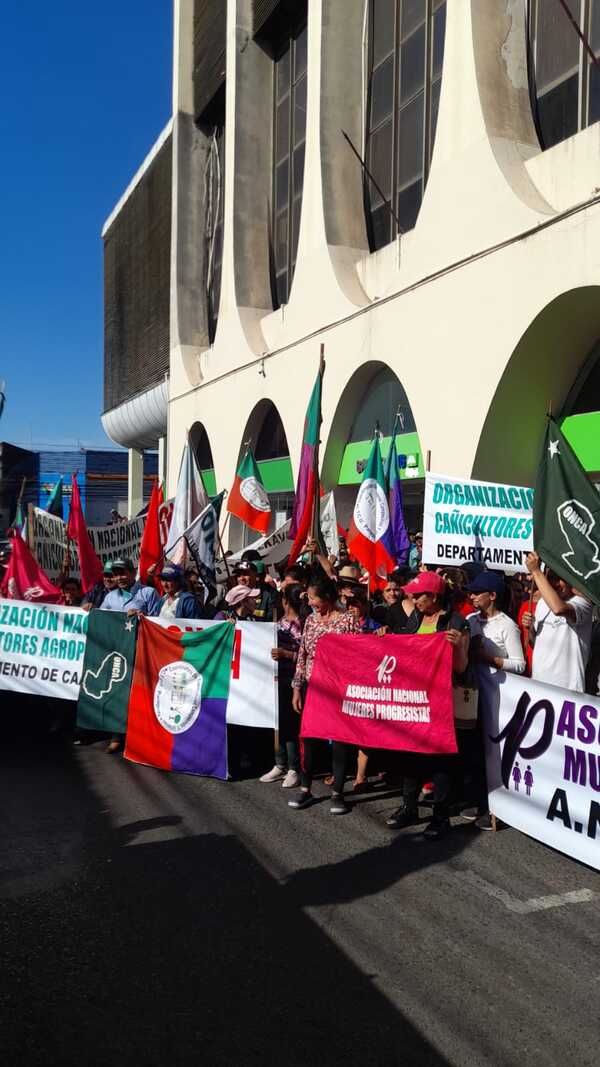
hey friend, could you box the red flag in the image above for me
[1,535,61,602]
[66,475,103,593]
[139,480,162,583]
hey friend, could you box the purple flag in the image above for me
[384,437,410,566]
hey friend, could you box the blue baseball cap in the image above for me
[466,571,505,596]
[160,563,184,581]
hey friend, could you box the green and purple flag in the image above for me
[125,618,235,779]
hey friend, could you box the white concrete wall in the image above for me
[166,0,600,543]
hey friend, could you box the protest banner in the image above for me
[151,616,278,730]
[30,503,174,581]
[0,599,87,699]
[481,669,600,871]
[125,617,235,779]
[422,473,534,571]
[214,519,292,582]
[301,632,456,753]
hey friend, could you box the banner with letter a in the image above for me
[301,633,457,754]
[481,669,600,871]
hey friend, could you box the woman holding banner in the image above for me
[386,571,470,839]
[288,576,359,815]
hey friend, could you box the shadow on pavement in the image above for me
[0,730,471,1067]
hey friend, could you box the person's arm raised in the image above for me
[525,552,576,623]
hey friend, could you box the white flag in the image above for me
[320,491,338,559]
[165,435,208,565]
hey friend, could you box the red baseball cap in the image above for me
[403,572,447,597]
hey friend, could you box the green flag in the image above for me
[77,611,138,734]
[46,478,63,518]
[533,416,600,603]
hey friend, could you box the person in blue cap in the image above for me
[151,562,203,619]
[467,571,525,674]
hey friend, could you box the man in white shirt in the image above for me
[467,571,525,674]
[523,552,592,692]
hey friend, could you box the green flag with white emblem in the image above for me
[533,416,600,604]
[76,611,138,734]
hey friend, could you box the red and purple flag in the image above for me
[384,436,410,566]
[347,437,396,586]
[125,618,235,779]
[301,632,457,754]
[66,475,103,593]
[1,534,61,602]
[288,362,324,565]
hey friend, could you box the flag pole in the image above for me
[310,344,326,547]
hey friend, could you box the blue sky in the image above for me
[0,3,172,451]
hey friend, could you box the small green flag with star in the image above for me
[533,416,600,604]
[76,611,139,735]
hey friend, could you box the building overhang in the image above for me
[102,379,169,450]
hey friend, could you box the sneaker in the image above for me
[476,813,496,831]
[386,801,418,829]
[330,794,350,815]
[260,765,286,783]
[423,816,450,840]
[282,769,300,789]
[288,791,314,810]
[461,806,479,822]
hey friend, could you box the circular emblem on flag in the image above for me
[354,479,390,543]
[240,476,270,513]
[23,585,45,600]
[153,661,203,734]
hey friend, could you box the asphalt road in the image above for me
[2,724,600,1067]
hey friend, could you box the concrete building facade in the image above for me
[104,1,600,541]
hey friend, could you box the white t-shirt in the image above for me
[531,595,593,692]
[468,611,526,674]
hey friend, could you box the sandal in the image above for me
[352,779,372,794]
[323,774,335,786]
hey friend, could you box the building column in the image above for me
[158,436,168,488]
[128,448,144,518]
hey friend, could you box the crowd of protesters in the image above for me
[1,525,596,838]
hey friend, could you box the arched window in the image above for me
[365,0,446,251]
[528,0,600,150]
[272,20,308,306]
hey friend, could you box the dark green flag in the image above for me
[533,416,600,604]
[77,611,138,734]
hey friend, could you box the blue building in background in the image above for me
[38,449,158,524]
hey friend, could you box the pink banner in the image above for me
[301,633,457,754]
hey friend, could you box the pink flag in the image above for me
[1,534,61,602]
[301,632,457,754]
[66,475,103,593]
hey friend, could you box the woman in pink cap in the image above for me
[214,584,261,621]
[386,570,470,839]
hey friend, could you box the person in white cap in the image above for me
[215,584,261,622]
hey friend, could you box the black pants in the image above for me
[300,739,348,794]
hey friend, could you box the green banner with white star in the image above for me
[533,416,600,604]
[76,611,139,734]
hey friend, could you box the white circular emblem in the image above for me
[153,661,203,734]
[240,476,270,513]
[353,479,390,543]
